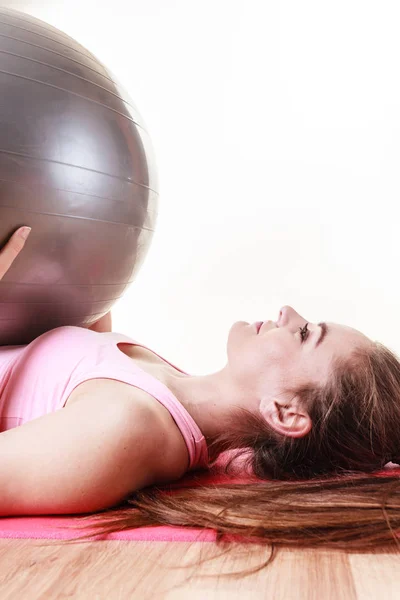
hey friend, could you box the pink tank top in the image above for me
[0,326,209,472]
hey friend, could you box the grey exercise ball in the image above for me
[0,8,159,346]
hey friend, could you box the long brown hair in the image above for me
[51,341,400,575]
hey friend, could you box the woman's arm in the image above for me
[0,393,157,515]
[88,311,113,333]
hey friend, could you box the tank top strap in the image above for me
[104,331,209,471]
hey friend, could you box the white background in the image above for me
[2,0,399,373]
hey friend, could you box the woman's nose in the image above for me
[278,305,305,327]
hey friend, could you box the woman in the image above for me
[1,226,400,561]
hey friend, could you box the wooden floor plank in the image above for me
[0,539,397,599]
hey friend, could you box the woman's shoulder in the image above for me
[67,377,190,484]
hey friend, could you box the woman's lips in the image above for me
[254,320,278,333]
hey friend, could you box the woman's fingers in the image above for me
[0,227,31,281]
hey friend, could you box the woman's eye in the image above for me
[299,323,309,342]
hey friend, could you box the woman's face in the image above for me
[227,305,373,435]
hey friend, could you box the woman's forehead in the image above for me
[326,322,371,347]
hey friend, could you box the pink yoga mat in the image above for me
[0,452,398,542]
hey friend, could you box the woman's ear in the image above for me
[260,397,312,438]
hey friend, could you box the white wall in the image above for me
[2,0,400,373]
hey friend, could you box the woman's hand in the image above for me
[0,227,31,281]
[88,311,113,333]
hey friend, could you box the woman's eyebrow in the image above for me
[316,322,329,347]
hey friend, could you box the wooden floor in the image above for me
[0,539,398,599]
